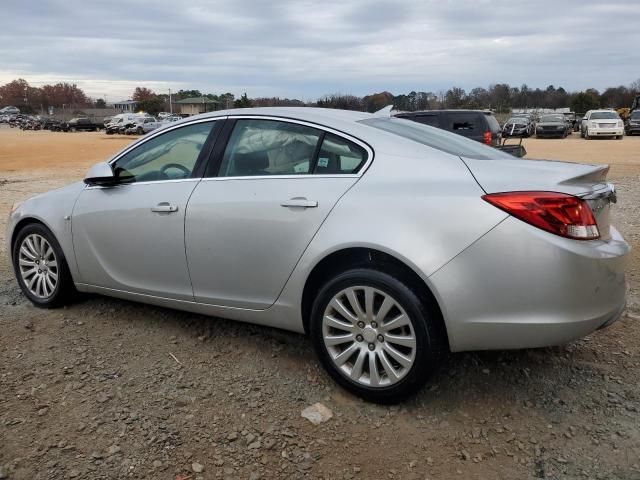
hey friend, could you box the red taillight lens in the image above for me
[483,131,492,145]
[482,192,600,240]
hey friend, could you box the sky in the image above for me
[1,0,639,101]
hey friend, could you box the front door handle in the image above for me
[151,202,179,213]
[281,197,318,208]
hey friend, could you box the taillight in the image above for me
[483,131,492,145]
[482,192,600,240]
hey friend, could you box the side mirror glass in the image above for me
[84,162,116,186]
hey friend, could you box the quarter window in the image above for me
[313,133,366,174]
[112,121,214,183]
[219,119,322,177]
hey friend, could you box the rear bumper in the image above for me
[430,218,629,352]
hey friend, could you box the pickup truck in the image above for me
[64,117,102,132]
[125,116,162,135]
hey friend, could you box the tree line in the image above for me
[1,78,638,115]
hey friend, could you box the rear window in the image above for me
[445,112,481,133]
[359,117,512,160]
[484,114,501,132]
[590,112,619,120]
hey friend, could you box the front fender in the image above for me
[6,182,85,281]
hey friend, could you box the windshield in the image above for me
[540,115,565,123]
[590,112,619,120]
[359,117,513,160]
[506,117,526,124]
[630,112,640,119]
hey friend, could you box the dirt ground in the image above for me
[1,126,639,480]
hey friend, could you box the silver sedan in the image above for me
[6,107,628,403]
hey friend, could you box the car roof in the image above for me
[195,107,373,124]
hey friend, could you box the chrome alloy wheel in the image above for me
[18,234,58,299]
[322,286,417,387]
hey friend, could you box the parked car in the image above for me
[0,106,20,115]
[7,108,628,403]
[581,110,624,140]
[66,117,101,132]
[105,114,147,135]
[394,110,502,147]
[125,116,162,135]
[624,110,640,136]
[502,116,533,137]
[161,115,183,124]
[562,112,578,133]
[535,114,571,138]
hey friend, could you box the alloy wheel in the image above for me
[322,286,417,388]
[18,234,58,299]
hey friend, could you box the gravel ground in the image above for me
[1,127,639,479]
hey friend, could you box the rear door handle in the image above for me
[280,197,318,208]
[151,202,179,213]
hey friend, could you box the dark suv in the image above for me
[625,110,640,136]
[394,110,502,147]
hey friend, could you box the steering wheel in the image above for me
[160,163,190,178]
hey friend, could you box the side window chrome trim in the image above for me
[84,178,201,190]
[199,174,359,183]
[212,115,374,179]
[107,117,227,167]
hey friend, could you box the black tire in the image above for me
[137,127,144,135]
[12,223,76,308]
[309,268,446,404]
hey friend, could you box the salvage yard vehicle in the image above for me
[65,117,102,132]
[105,114,147,135]
[395,110,502,147]
[125,116,162,135]
[535,114,571,138]
[624,110,640,136]
[501,116,533,137]
[581,110,625,140]
[7,107,628,403]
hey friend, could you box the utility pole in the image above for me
[169,88,172,114]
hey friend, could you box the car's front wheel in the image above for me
[12,223,75,308]
[310,269,444,403]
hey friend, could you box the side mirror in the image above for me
[84,162,116,186]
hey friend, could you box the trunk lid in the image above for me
[462,157,616,239]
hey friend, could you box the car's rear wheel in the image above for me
[12,223,75,308]
[137,127,144,135]
[585,129,591,140]
[310,269,444,404]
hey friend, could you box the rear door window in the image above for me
[218,119,322,176]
